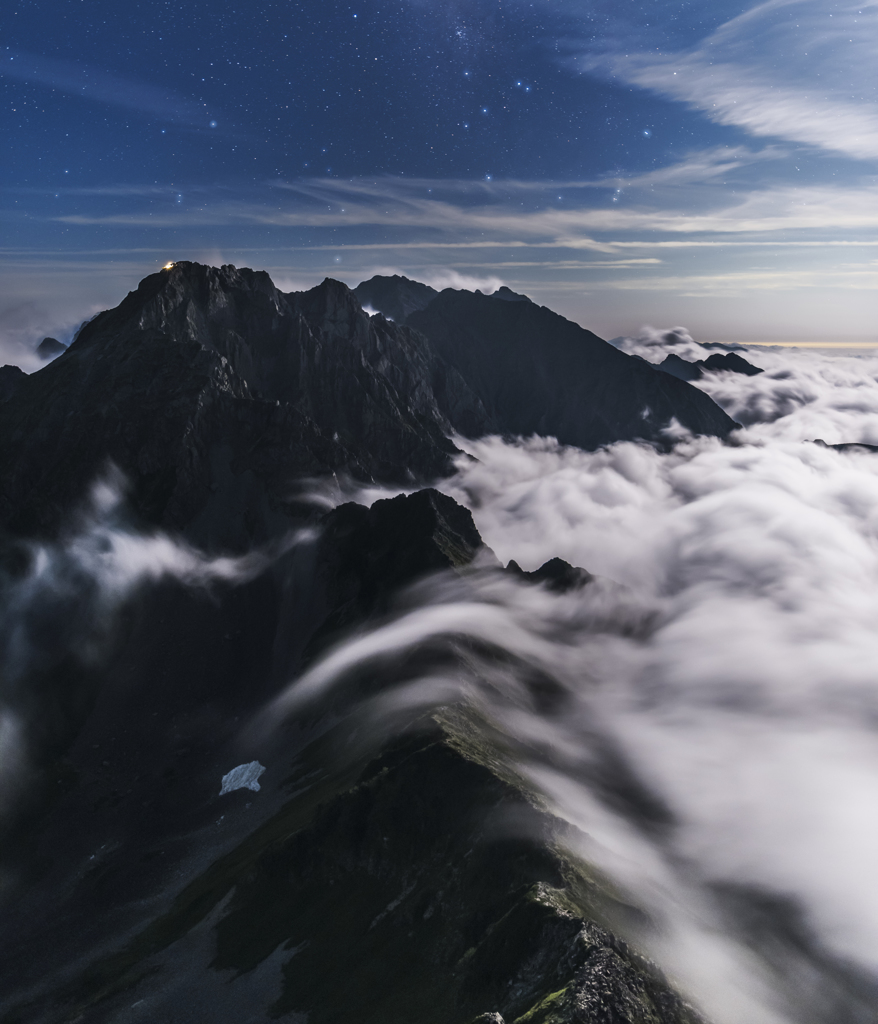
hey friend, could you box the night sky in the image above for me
[2,0,876,365]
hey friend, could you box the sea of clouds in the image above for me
[271,334,878,1024]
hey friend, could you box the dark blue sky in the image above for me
[4,0,741,181]
[2,0,876,364]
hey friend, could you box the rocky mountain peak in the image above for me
[353,273,439,322]
[289,276,371,337]
[36,337,67,360]
[492,285,532,303]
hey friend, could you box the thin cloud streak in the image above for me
[54,178,878,238]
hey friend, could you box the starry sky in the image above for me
[2,0,877,363]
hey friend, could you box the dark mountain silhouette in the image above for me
[354,273,439,322]
[657,353,703,382]
[658,350,763,382]
[491,284,533,303]
[0,264,736,547]
[36,337,67,360]
[0,263,487,546]
[0,364,26,402]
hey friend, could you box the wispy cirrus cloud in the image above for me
[54,174,878,238]
[574,0,878,159]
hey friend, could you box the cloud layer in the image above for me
[613,330,878,444]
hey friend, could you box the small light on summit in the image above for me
[163,262,175,270]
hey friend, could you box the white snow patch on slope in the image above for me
[219,761,265,795]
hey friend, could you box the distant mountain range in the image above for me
[0,263,725,1024]
[656,350,763,382]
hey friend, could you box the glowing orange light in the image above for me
[163,262,175,270]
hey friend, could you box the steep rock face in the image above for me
[284,276,488,470]
[0,264,488,544]
[0,323,323,546]
[306,488,491,655]
[407,289,738,449]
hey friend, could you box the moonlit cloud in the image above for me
[6,143,877,347]
[576,0,878,159]
[612,327,878,443]
[51,174,878,237]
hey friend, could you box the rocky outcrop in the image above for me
[507,556,593,593]
[305,488,492,657]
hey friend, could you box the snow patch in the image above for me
[219,760,266,795]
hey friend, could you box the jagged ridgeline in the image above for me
[0,262,734,546]
[0,263,721,1024]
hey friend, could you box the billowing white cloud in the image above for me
[610,324,706,362]
[610,328,878,444]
